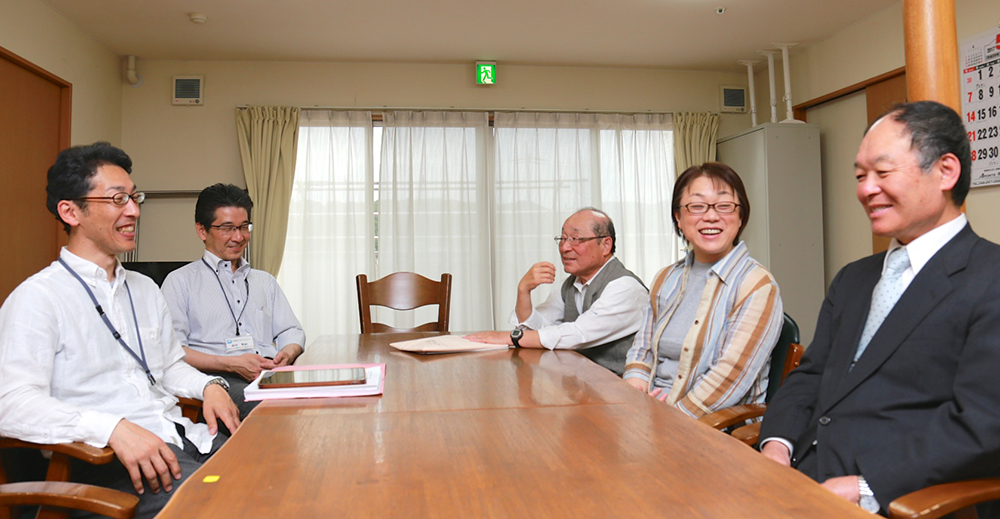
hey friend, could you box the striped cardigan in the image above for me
[623,242,783,418]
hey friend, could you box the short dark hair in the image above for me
[46,142,133,233]
[575,207,616,254]
[875,101,971,206]
[195,183,254,228]
[671,162,750,246]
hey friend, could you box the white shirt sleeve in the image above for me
[509,285,567,330]
[512,277,647,351]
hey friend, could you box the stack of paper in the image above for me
[389,335,509,354]
[244,363,385,401]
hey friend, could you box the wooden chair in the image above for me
[887,479,1000,519]
[356,273,452,333]
[0,438,138,519]
[699,314,803,440]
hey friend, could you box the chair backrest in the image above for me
[765,313,801,403]
[356,272,453,333]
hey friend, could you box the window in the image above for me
[279,110,676,338]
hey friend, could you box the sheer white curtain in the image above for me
[493,112,676,326]
[378,111,493,331]
[278,110,373,339]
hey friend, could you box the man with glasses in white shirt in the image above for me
[162,184,305,420]
[467,208,647,375]
[0,142,239,519]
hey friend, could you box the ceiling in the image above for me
[41,0,899,72]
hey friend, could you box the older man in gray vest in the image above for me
[467,208,647,375]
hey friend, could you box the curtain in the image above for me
[672,112,719,175]
[236,106,301,275]
[378,111,493,331]
[493,112,676,326]
[277,110,373,339]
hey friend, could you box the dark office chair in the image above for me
[356,273,452,333]
[698,313,802,438]
[0,438,138,519]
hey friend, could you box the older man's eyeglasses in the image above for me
[554,236,608,246]
[208,223,253,235]
[681,202,739,215]
[73,192,146,206]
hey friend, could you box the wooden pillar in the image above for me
[902,0,961,111]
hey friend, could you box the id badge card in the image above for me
[225,335,255,353]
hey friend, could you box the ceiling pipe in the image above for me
[757,50,778,123]
[738,60,760,126]
[773,42,804,123]
[126,55,143,87]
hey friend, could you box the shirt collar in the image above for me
[683,241,749,285]
[883,213,967,277]
[202,250,249,275]
[59,247,126,289]
[573,255,615,290]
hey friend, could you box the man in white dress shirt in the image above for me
[0,142,239,519]
[162,184,305,420]
[467,208,647,375]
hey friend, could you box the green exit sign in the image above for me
[476,62,496,85]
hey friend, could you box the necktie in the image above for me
[854,247,910,364]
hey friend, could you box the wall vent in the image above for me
[720,85,747,113]
[172,76,204,105]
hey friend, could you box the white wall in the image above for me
[0,0,122,146]
[121,60,752,259]
[772,0,1000,287]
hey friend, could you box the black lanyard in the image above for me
[202,259,250,336]
[58,258,155,386]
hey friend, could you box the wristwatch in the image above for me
[204,377,230,392]
[857,476,879,513]
[510,329,523,348]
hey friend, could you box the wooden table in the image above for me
[158,333,871,518]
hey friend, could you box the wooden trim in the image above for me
[144,190,202,200]
[0,44,71,89]
[793,66,906,114]
[0,44,74,252]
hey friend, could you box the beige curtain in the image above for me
[673,112,720,175]
[236,106,300,276]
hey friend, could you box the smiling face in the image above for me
[675,175,742,263]
[558,210,613,283]
[197,206,251,268]
[61,164,140,265]
[854,117,959,245]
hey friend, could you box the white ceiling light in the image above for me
[189,13,208,24]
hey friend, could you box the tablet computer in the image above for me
[258,367,367,389]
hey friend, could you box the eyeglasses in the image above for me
[72,192,146,206]
[681,202,739,215]
[208,223,253,235]
[554,236,608,246]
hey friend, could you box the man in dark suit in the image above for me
[759,101,1000,515]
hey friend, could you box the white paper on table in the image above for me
[389,335,509,354]
[244,364,384,401]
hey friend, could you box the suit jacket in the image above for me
[760,224,1000,510]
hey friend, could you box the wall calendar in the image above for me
[962,27,1000,188]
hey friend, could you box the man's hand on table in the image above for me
[760,440,792,467]
[463,331,512,345]
[273,343,304,367]
[108,419,181,494]
[821,475,861,504]
[226,353,275,382]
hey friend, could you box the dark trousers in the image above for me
[69,425,228,519]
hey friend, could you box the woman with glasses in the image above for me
[622,162,784,419]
